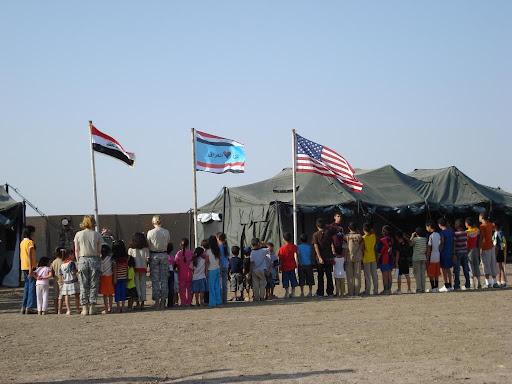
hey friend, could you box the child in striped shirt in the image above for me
[409,228,427,293]
[453,219,470,290]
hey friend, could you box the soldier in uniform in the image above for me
[147,215,171,309]
[58,218,76,250]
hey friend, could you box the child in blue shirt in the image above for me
[438,218,454,292]
[297,234,314,297]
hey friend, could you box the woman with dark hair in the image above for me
[20,225,37,314]
[128,232,149,310]
[206,235,222,307]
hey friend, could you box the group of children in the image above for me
[31,211,507,315]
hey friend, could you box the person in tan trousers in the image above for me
[344,222,364,296]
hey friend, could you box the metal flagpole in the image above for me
[89,120,100,232]
[222,186,227,234]
[292,129,298,245]
[191,128,198,248]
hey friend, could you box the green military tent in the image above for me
[0,186,24,286]
[198,165,512,248]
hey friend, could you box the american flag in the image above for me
[296,134,363,193]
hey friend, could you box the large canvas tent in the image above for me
[0,186,24,286]
[198,165,512,248]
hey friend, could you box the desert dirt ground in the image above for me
[1,273,511,384]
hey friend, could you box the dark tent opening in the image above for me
[0,186,24,287]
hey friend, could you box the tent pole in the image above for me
[292,129,298,245]
[191,128,198,248]
[89,120,100,232]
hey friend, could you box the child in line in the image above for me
[50,247,64,314]
[493,221,507,287]
[200,239,209,305]
[345,222,363,297]
[126,257,138,310]
[167,242,179,308]
[362,224,378,296]
[113,240,129,313]
[453,219,471,290]
[191,247,207,306]
[409,228,427,293]
[128,232,149,310]
[268,243,279,299]
[297,234,314,298]
[175,238,194,306]
[465,217,481,289]
[264,248,274,300]
[242,247,252,302]
[34,257,52,315]
[206,235,222,308]
[426,220,441,293]
[229,246,244,301]
[277,232,300,299]
[438,218,454,292]
[99,244,114,314]
[377,225,394,295]
[249,238,270,302]
[394,231,412,294]
[333,248,345,296]
[479,212,500,289]
[60,249,80,315]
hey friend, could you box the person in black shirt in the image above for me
[312,218,335,296]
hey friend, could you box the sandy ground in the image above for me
[1,274,511,384]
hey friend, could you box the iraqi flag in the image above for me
[195,130,245,174]
[91,125,135,167]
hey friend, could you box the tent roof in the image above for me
[218,168,356,207]
[0,186,21,212]
[200,165,512,213]
[354,165,426,207]
[408,167,512,209]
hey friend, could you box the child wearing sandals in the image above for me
[99,244,114,314]
[60,249,80,315]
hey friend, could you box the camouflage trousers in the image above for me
[78,256,101,305]
[150,253,169,300]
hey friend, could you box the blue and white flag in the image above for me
[195,130,245,174]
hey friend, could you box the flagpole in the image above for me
[89,120,99,232]
[292,129,297,245]
[191,128,198,248]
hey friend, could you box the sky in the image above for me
[1,1,511,217]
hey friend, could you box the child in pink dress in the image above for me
[174,238,194,306]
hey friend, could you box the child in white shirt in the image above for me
[333,253,346,296]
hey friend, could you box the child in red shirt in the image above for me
[277,232,301,299]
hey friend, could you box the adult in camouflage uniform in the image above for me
[74,215,102,315]
[146,215,170,309]
[58,218,76,250]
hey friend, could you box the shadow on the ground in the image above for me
[2,284,511,314]
[22,368,355,384]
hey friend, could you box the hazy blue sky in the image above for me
[1,1,510,217]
